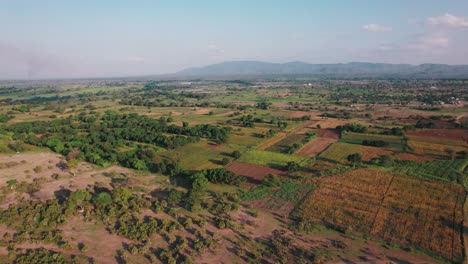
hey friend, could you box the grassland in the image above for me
[237,149,311,168]
[318,142,361,163]
[341,132,404,149]
[265,133,308,153]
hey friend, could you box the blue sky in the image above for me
[1,0,468,79]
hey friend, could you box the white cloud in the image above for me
[362,24,392,32]
[428,13,468,27]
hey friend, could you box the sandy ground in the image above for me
[0,152,71,185]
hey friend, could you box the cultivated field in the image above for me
[296,169,466,262]
[318,142,361,163]
[225,161,286,186]
[237,149,311,168]
[296,129,339,157]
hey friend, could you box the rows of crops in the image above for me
[296,168,465,262]
[318,142,361,163]
[341,132,404,149]
[391,159,468,186]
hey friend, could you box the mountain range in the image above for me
[175,61,468,79]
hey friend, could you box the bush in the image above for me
[232,150,241,159]
[221,157,231,165]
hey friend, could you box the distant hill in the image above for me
[176,61,468,79]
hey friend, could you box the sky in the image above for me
[1,0,468,79]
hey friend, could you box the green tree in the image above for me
[232,150,241,159]
[287,161,300,172]
[112,186,132,204]
[347,153,362,166]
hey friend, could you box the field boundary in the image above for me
[369,174,395,234]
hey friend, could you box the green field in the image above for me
[341,132,404,149]
[237,149,311,168]
[319,142,361,163]
[391,159,468,186]
[158,143,223,170]
[265,133,308,153]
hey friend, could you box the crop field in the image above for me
[295,129,339,157]
[408,134,466,148]
[359,146,394,161]
[318,142,361,163]
[228,127,270,148]
[265,133,308,153]
[406,129,468,143]
[256,132,288,150]
[408,140,467,158]
[158,143,222,170]
[341,132,404,149]
[393,153,435,163]
[237,149,311,168]
[225,162,286,186]
[296,169,465,262]
[244,181,314,215]
[391,159,468,186]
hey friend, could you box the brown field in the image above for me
[256,132,288,150]
[296,169,465,262]
[225,162,286,186]
[406,129,468,143]
[295,129,339,157]
[409,140,467,158]
[0,152,72,185]
[313,118,368,129]
[393,153,436,163]
[399,119,458,129]
[359,146,394,161]
[315,129,340,139]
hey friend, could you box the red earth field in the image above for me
[225,162,286,186]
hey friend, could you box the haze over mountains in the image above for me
[176,61,468,79]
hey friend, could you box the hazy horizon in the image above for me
[1,1,468,79]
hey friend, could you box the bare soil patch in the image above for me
[0,152,70,185]
[359,146,394,161]
[406,129,468,143]
[296,129,340,157]
[394,153,435,163]
[225,162,286,186]
[60,216,131,264]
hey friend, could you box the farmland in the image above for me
[265,133,308,153]
[319,142,362,163]
[0,78,467,263]
[295,169,466,262]
[237,149,311,168]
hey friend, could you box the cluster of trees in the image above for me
[203,168,245,186]
[14,249,67,264]
[336,124,368,133]
[5,111,230,170]
[382,127,404,136]
[229,114,289,129]
[0,114,13,123]
[362,140,389,147]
